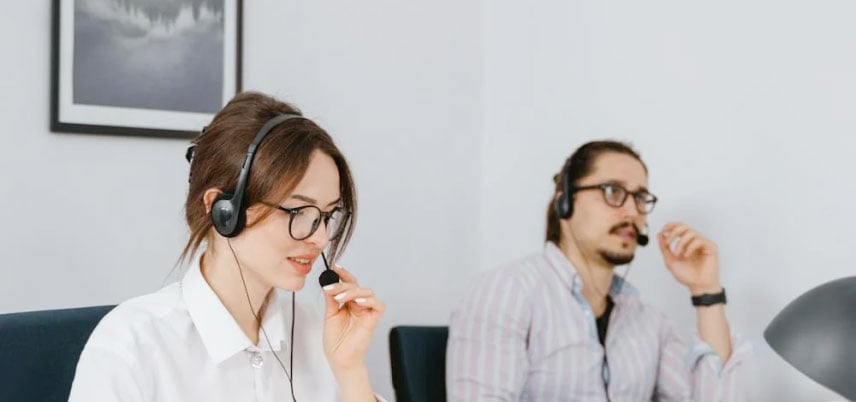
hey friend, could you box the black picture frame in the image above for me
[50,0,243,139]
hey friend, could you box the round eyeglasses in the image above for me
[266,203,350,241]
[573,183,658,214]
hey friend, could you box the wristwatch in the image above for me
[691,288,726,307]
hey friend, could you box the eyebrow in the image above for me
[603,179,649,193]
[289,194,341,207]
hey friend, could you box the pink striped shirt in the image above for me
[447,242,749,401]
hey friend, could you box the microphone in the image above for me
[319,252,340,287]
[636,224,649,247]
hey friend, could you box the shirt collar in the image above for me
[181,252,289,364]
[543,241,639,301]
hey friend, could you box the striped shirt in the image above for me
[446,242,749,402]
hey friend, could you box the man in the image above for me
[447,141,747,401]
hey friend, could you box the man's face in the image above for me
[564,152,650,266]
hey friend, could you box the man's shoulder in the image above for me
[488,250,553,284]
[458,251,554,306]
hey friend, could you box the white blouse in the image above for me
[69,255,387,402]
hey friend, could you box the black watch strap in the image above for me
[691,288,726,307]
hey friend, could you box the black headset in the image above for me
[198,113,340,402]
[210,114,306,237]
[199,113,343,286]
[553,155,649,246]
[554,156,576,220]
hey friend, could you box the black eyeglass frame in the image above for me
[264,203,351,241]
[573,183,658,214]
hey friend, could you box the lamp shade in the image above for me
[764,276,856,400]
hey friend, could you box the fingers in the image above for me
[321,283,344,317]
[325,283,372,303]
[661,223,692,248]
[322,281,383,313]
[682,237,708,258]
[658,223,685,260]
[658,222,715,258]
[320,264,356,313]
[319,264,385,316]
[657,230,673,258]
[348,295,386,314]
[673,231,697,256]
[332,264,358,283]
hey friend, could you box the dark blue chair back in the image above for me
[0,305,115,402]
[389,325,449,402]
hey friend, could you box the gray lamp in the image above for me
[764,276,856,400]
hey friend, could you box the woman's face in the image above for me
[229,149,343,291]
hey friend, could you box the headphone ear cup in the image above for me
[555,159,575,219]
[565,195,573,218]
[211,193,245,237]
[554,191,573,219]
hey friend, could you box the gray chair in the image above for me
[0,305,115,402]
[389,326,449,402]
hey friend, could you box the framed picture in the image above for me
[51,0,243,138]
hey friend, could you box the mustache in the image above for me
[609,222,642,235]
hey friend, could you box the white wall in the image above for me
[0,1,482,398]
[3,1,855,400]
[0,4,192,310]
[241,0,484,396]
[480,1,856,401]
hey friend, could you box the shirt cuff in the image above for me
[684,332,752,377]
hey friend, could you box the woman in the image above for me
[69,92,386,401]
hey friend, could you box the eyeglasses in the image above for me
[265,203,350,241]
[573,183,658,214]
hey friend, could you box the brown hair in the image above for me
[545,140,646,244]
[180,91,357,264]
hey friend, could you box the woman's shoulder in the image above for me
[85,282,189,353]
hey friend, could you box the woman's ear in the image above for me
[202,188,224,215]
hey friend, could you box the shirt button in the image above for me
[250,352,264,368]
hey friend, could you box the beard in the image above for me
[595,221,640,265]
[598,249,635,266]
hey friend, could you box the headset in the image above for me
[550,154,649,292]
[553,156,649,246]
[211,114,303,238]
[189,114,343,401]
[553,153,650,401]
[201,113,342,286]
